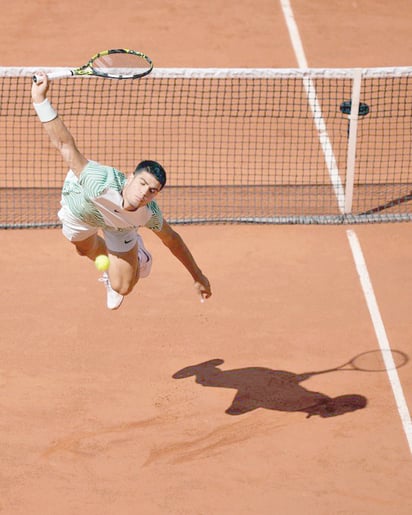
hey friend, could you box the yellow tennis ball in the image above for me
[95,255,110,272]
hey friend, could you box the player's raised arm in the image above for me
[31,72,88,175]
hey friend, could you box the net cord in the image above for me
[2,66,412,79]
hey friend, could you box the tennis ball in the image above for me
[95,254,110,272]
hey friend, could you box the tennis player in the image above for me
[31,72,212,309]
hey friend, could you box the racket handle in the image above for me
[32,69,74,84]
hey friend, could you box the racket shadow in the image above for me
[172,359,367,419]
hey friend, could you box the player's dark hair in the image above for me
[134,160,167,190]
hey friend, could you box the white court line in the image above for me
[347,230,412,453]
[279,0,308,68]
[280,0,345,213]
[280,0,412,454]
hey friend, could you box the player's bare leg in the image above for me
[71,234,124,310]
[107,244,140,296]
[74,236,147,310]
[73,234,107,260]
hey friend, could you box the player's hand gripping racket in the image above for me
[33,49,153,84]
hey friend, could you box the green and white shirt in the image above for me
[61,161,163,232]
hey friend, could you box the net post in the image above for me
[344,69,362,214]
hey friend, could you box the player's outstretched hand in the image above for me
[194,274,212,303]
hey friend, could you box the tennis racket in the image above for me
[309,349,408,376]
[33,49,153,84]
[359,191,412,215]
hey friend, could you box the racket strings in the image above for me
[351,349,408,371]
[93,53,151,74]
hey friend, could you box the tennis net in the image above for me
[1,66,412,227]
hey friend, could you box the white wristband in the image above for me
[33,98,58,123]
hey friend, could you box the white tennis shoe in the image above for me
[99,272,124,310]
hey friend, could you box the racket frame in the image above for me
[33,48,153,83]
[309,349,408,375]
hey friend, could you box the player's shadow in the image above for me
[172,359,367,418]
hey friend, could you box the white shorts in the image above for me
[58,203,137,252]
[58,204,152,277]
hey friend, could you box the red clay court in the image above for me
[1,1,412,514]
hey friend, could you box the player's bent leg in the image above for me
[97,245,137,310]
[73,234,106,260]
[107,245,139,296]
[103,230,152,294]
[99,231,152,309]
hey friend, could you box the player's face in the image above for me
[122,171,161,211]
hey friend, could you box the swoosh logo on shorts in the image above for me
[124,239,133,244]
